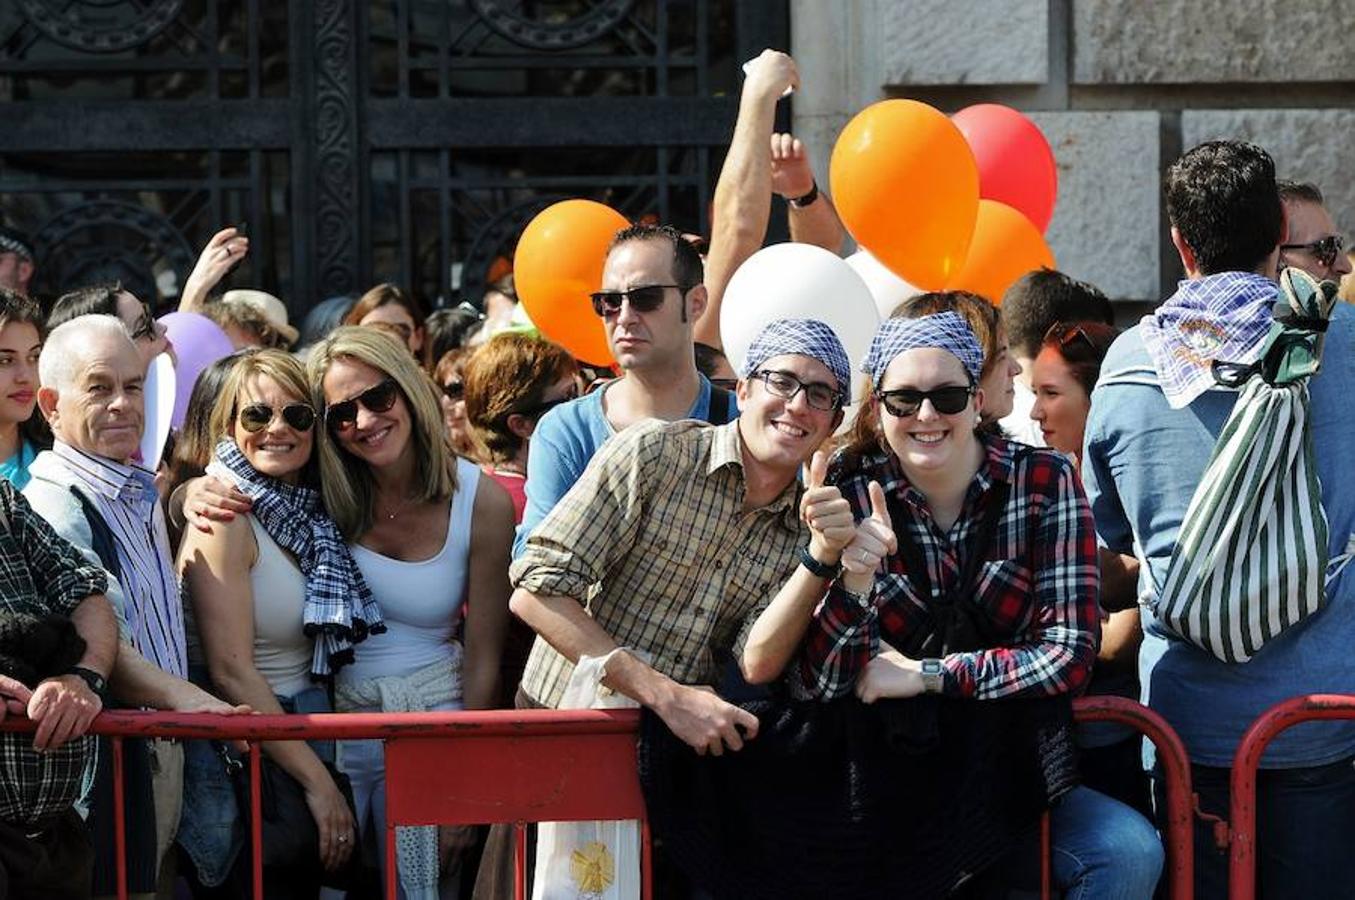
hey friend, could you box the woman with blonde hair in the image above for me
[178,349,367,896]
[307,326,513,899]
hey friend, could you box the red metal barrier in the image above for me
[2,698,1194,899]
[1228,693,1355,900]
[2,708,650,900]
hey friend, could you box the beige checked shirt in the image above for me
[514,418,807,708]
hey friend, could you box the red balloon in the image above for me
[952,104,1058,233]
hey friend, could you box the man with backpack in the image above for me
[1082,141,1355,899]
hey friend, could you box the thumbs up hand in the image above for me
[800,451,856,564]
[840,481,898,592]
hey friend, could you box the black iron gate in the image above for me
[0,0,787,319]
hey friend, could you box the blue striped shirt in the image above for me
[29,442,186,678]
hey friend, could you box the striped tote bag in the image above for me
[1153,268,1338,663]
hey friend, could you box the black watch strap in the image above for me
[799,545,841,579]
[67,666,108,699]
[789,180,820,208]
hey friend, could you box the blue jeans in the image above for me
[1156,755,1355,900]
[1006,786,1164,899]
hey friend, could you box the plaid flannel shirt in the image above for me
[514,418,805,709]
[0,480,109,825]
[799,436,1099,701]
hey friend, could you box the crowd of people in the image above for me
[1,48,1354,900]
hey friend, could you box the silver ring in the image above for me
[337,835,349,843]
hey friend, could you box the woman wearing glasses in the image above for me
[178,349,363,895]
[307,326,514,899]
[434,347,480,459]
[47,281,173,369]
[784,309,1162,898]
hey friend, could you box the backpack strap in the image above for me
[70,485,122,582]
[705,386,734,425]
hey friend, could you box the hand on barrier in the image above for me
[28,672,102,751]
[657,684,759,756]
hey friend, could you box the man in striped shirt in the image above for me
[25,315,243,898]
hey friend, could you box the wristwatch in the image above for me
[799,545,842,580]
[919,658,945,695]
[789,180,820,208]
[66,666,108,700]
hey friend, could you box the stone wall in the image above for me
[791,0,1354,306]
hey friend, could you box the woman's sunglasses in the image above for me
[324,378,399,433]
[518,386,580,420]
[238,402,316,433]
[441,380,464,402]
[875,385,973,418]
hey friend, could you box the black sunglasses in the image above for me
[709,377,739,392]
[441,380,464,402]
[325,378,399,432]
[589,284,686,318]
[130,304,157,342]
[875,384,974,418]
[1280,234,1346,269]
[750,369,843,412]
[238,402,316,433]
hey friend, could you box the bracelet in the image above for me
[799,545,841,580]
[789,180,820,208]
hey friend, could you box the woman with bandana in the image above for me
[785,307,1163,899]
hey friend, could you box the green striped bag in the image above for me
[1153,268,1338,663]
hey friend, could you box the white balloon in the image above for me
[721,243,880,409]
[845,249,922,319]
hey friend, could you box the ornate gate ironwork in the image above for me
[0,0,787,320]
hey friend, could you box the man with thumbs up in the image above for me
[509,318,853,754]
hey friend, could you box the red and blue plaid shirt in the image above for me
[798,435,1100,701]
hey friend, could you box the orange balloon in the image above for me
[514,199,629,365]
[830,99,980,290]
[944,200,1055,304]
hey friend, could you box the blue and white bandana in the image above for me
[1140,272,1277,409]
[739,318,852,393]
[861,311,984,388]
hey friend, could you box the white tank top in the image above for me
[245,516,314,698]
[339,459,479,684]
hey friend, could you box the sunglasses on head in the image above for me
[1281,234,1346,269]
[1044,322,1098,354]
[875,384,974,418]
[238,402,316,433]
[324,378,399,433]
[589,284,686,318]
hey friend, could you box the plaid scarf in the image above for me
[209,439,384,678]
[1140,272,1277,409]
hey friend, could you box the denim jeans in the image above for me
[1005,786,1164,899]
[1156,755,1355,900]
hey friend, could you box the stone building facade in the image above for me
[790,0,1354,311]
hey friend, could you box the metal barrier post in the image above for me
[1228,694,1355,900]
[1073,696,1195,899]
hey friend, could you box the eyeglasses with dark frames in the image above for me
[875,384,974,418]
[1280,234,1346,269]
[589,284,688,318]
[709,377,739,392]
[324,378,400,433]
[238,402,316,433]
[749,369,843,412]
[441,380,464,402]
